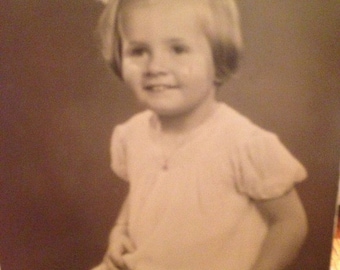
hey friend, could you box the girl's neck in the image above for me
[156,100,219,135]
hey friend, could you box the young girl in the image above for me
[93,0,308,269]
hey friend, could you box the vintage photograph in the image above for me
[1,0,339,269]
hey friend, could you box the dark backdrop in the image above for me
[1,1,339,269]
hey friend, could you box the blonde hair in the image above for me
[96,0,243,84]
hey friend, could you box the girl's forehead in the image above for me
[119,0,211,27]
[119,0,208,26]
[118,0,211,41]
[120,0,207,10]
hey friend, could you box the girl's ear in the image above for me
[97,0,109,4]
[214,77,223,87]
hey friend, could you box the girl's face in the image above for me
[119,0,217,118]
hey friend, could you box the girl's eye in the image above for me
[172,45,189,54]
[128,47,147,57]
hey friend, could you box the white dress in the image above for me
[110,103,307,270]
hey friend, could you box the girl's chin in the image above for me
[151,109,183,117]
[143,102,181,114]
[147,106,184,117]
[148,105,196,119]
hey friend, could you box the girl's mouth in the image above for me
[144,85,177,92]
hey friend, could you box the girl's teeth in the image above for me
[145,85,176,92]
[152,86,165,91]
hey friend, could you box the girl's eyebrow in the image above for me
[124,38,187,47]
[125,41,148,47]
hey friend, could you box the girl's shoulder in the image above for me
[217,103,273,143]
[218,105,308,199]
[114,110,154,134]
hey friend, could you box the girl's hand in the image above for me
[90,261,119,270]
[105,225,136,270]
[252,188,308,270]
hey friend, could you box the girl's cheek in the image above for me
[179,64,202,79]
[180,65,191,76]
[177,57,206,77]
[177,60,196,77]
[122,60,142,80]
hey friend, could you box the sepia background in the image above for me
[1,1,339,269]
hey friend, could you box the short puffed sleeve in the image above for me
[234,132,307,200]
[110,125,128,181]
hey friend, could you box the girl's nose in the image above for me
[145,52,167,76]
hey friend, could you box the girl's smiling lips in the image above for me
[144,84,178,92]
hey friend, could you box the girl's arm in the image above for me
[113,195,130,227]
[105,195,135,269]
[252,188,308,270]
